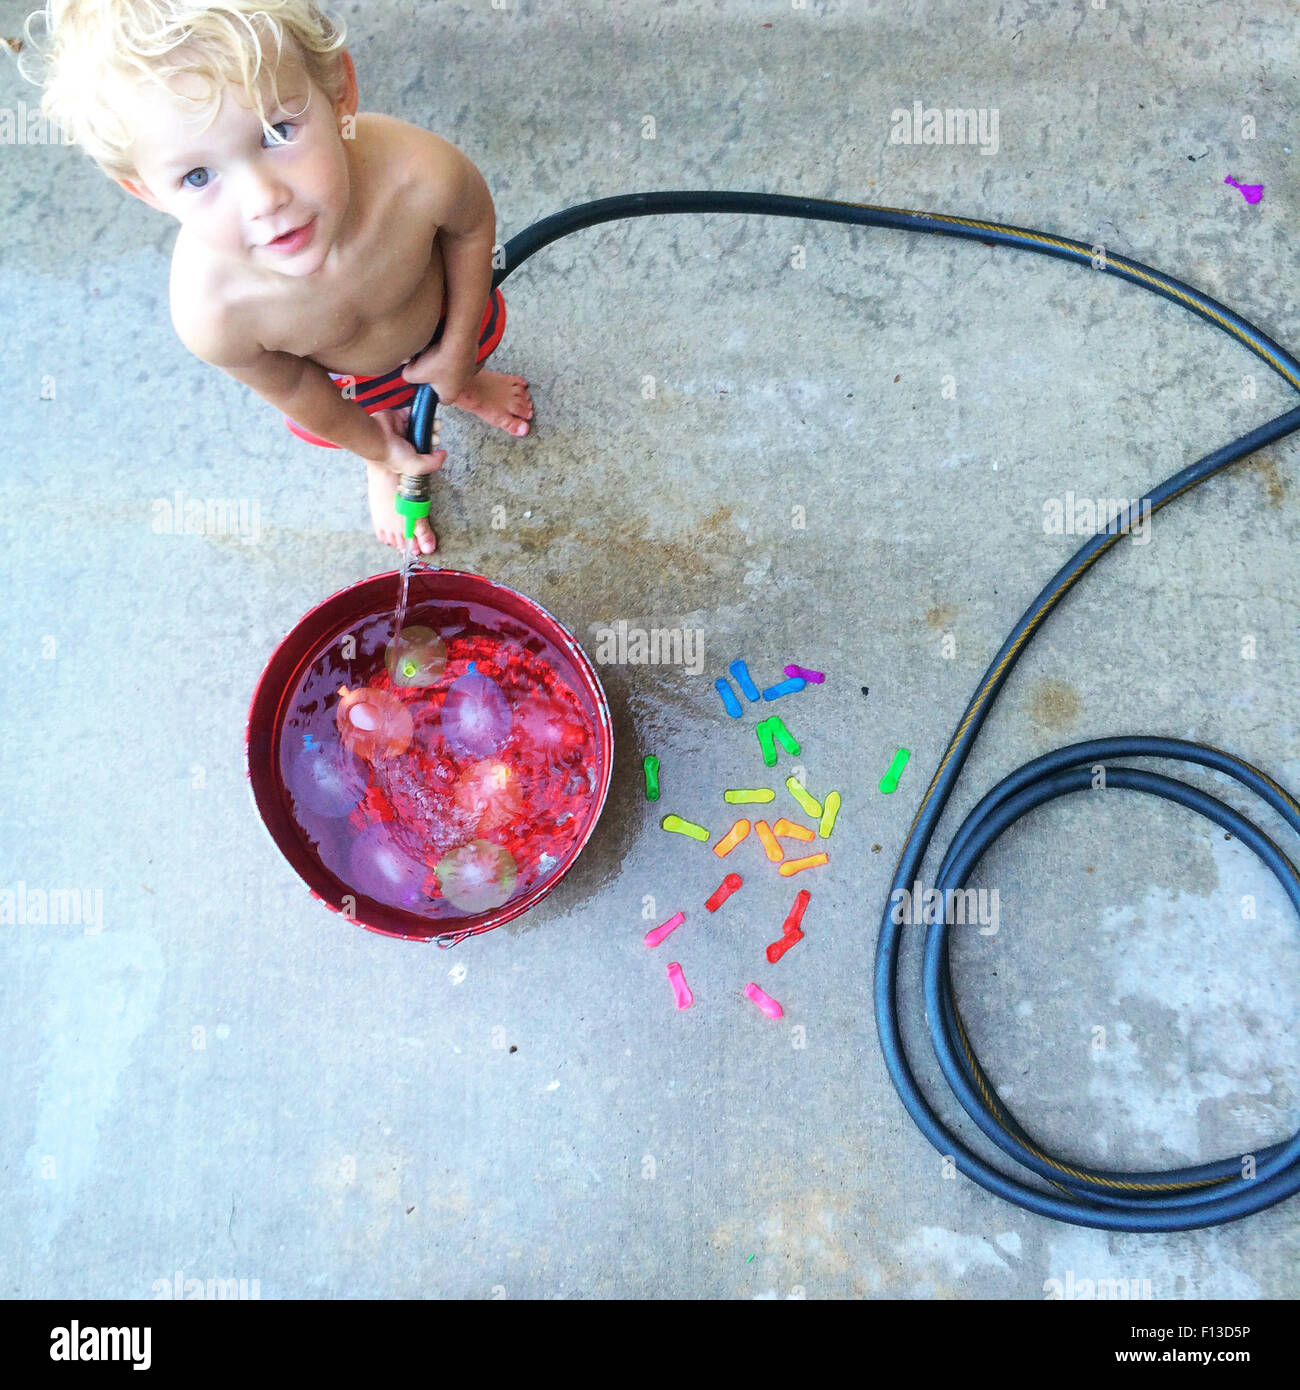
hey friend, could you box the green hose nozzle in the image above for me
[393,384,441,540]
[394,481,432,540]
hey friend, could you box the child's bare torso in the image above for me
[174,113,446,377]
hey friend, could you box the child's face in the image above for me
[119,46,358,278]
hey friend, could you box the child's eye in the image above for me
[182,168,211,189]
[264,122,296,146]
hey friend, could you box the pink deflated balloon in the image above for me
[441,663,512,760]
[347,822,430,909]
[290,742,367,818]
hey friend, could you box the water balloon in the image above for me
[335,685,414,760]
[289,739,367,818]
[442,662,512,760]
[385,625,446,688]
[347,821,430,909]
[453,758,524,834]
[436,839,518,913]
[512,694,588,757]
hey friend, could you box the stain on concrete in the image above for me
[1244,454,1286,508]
[1025,678,1080,729]
[710,1160,863,1294]
[925,603,959,631]
[25,932,165,1250]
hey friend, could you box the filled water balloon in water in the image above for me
[442,662,512,760]
[289,739,367,818]
[384,625,446,688]
[347,821,431,909]
[512,693,587,758]
[436,838,518,913]
[453,758,524,834]
[335,684,414,760]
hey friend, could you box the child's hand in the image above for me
[401,341,476,404]
[372,405,448,476]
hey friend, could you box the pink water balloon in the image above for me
[453,759,524,834]
[512,693,588,758]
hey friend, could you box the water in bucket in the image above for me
[278,594,600,922]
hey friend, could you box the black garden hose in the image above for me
[489,190,1300,1229]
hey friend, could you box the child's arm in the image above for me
[400,134,498,401]
[173,308,443,473]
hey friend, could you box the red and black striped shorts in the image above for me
[285,285,506,448]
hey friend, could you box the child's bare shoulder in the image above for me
[352,113,484,230]
[168,230,262,368]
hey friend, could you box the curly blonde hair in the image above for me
[22,1,349,179]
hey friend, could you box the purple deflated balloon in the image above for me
[290,742,367,818]
[441,662,512,761]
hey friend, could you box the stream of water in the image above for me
[390,538,415,672]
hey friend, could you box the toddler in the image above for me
[29,0,533,554]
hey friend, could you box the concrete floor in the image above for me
[2,0,1298,1299]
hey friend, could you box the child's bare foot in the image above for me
[367,460,437,554]
[450,370,534,437]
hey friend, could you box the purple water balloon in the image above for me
[347,822,431,910]
[289,740,367,818]
[441,662,512,760]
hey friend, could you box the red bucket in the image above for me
[246,565,614,945]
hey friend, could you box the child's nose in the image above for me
[242,167,292,220]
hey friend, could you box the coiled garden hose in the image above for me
[492,190,1300,1230]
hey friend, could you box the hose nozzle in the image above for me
[394,474,432,540]
[395,384,440,540]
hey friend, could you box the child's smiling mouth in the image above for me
[263,218,316,254]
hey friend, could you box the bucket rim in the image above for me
[245,566,614,943]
